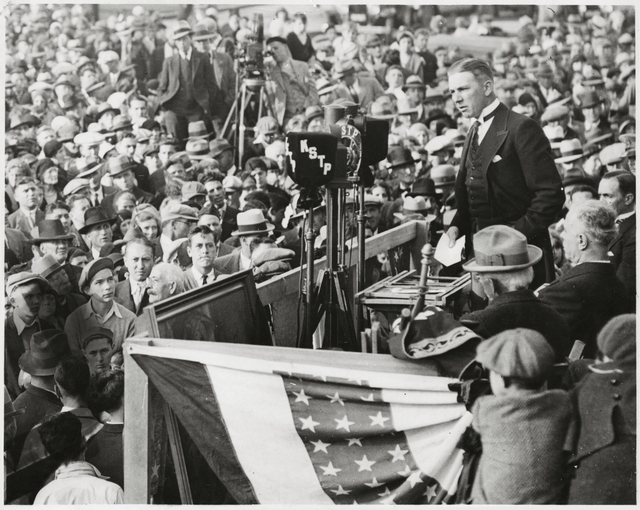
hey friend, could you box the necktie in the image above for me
[92,192,100,207]
[348,85,360,104]
[202,274,209,286]
[469,120,481,158]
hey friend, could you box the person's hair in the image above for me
[569,184,598,199]
[448,57,494,82]
[502,375,546,390]
[245,190,271,209]
[134,209,161,228]
[45,201,70,214]
[187,225,214,245]
[153,262,185,293]
[570,199,617,246]
[292,12,307,25]
[268,192,290,211]
[54,358,91,398]
[484,266,534,294]
[92,370,124,414]
[114,189,136,205]
[200,170,225,185]
[38,412,86,465]
[117,132,136,142]
[15,176,37,189]
[601,170,636,199]
[163,180,183,200]
[414,28,430,38]
[66,193,90,209]
[125,236,156,257]
[199,204,221,219]
[82,332,113,351]
[243,199,268,213]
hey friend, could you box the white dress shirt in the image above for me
[474,98,500,145]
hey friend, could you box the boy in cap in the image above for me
[81,327,115,376]
[470,328,573,504]
[64,257,136,356]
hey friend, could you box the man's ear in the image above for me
[624,193,635,207]
[577,233,589,251]
[168,281,177,295]
[477,274,496,300]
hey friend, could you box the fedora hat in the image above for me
[232,209,275,236]
[402,75,426,91]
[74,131,104,147]
[31,254,65,279]
[63,178,91,197]
[79,207,117,234]
[407,177,438,198]
[19,329,72,376]
[209,139,234,158]
[578,90,603,109]
[186,138,211,160]
[76,156,103,179]
[430,164,456,187]
[332,60,357,80]
[370,102,395,120]
[387,146,418,169]
[541,104,570,123]
[192,23,215,41]
[463,225,542,273]
[543,125,565,149]
[107,154,134,177]
[112,114,133,132]
[317,77,338,96]
[396,96,419,116]
[304,105,324,122]
[554,139,584,164]
[56,123,80,143]
[95,101,119,119]
[394,196,437,221]
[30,219,75,245]
[562,167,595,188]
[172,20,194,40]
[187,120,212,140]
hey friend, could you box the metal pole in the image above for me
[356,184,366,336]
[336,188,345,267]
[238,83,247,168]
[304,209,316,349]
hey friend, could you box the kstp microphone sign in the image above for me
[285,132,338,190]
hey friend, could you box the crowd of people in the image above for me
[4,2,636,505]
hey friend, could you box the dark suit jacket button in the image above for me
[611,379,620,386]
[613,393,622,400]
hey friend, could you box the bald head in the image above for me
[147,263,185,303]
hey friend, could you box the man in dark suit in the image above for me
[157,21,221,145]
[333,60,385,112]
[539,200,627,359]
[8,177,45,238]
[203,174,239,242]
[446,58,564,289]
[598,171,635,306]
[114,238,154,316]
[101,155,153,216]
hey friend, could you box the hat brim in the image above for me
[462,245,542,272]
[554,153,584,164]
[30,234,76,244]
[172,29,194,40]
[231,223,275,237]
[18,353,59,376]
[78,216,117,234]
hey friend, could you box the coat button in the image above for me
[613,393,622,401]
[611,379,619,386]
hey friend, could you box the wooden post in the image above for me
[124,342,151,503]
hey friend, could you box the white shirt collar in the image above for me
[179,47,193,61]
[475,98,500,124]
[240,252,253,271]
[83,300,123,322]
[191,266,215,285]
[617,210,634,222]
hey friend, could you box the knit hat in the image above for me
[597,314,636,362]
[79,257,115,290]
[476,328,555,380]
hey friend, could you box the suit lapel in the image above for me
[479,103,509,178]
[610,214,635,249]
[191,52,201,81]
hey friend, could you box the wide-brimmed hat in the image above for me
[317,77,338,96]
[9,114,41,131]
[63,178,91,197]
[407,177,438,198]
[562,167,595,188]
[76,156,103,179]
[387,146,418,169]
[541,104,570,124]
[192,23,215,41]
[396,96,419,116]
[107,154,134,177]
[462,225,542,272]
[370,102,395,120]
[363,194,383,208]
[397,195,430,215]
[18,330,72,376]
[332,60,357,80]
[30,219,75,244]
[95,102,118,119]
[209,139,234,158]
[402,75,426,91]
[304,105,324,122]
[232,209,275,236]
[430,164,456,187]
[187,120,212,140]
[185,138,211,160]
[600,143,626,166]
[57,123,80,143]
[578,90,603,109]
[554,139,584,164]
[112,114,133,131]
[172,20,194,40]
[79,207,117,234]
[31,253,66,280]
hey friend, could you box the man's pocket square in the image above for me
[492,155,502,163]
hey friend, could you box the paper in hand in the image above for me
[434,234,465,267]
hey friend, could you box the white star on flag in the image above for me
[369,411,389,427]
[407,471,423,488]
[354,455,376,472]
[335,415,355,432]
[346,437,363,447]
[360,393,374,402]
[299,415,320,433]
[328,392,345,405]
[424,484,437,501]
[364,477,384,488]
[293,389,311,405]
[330,484,352,496]
[320,462,342,476]
[398,464,412,477]
[378,486,392,497]
[388,444,408,463]
[379,495,396,505]
[310,439,330,453]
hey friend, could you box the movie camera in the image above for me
[285,103,389,351]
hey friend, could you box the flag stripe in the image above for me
[127,343,455,391]
[381,389,459,405]
[206,365,333,504]
[391,403,467,431]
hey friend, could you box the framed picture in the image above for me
[137,270,273,346]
